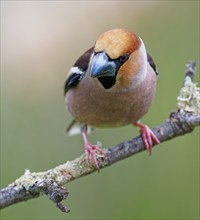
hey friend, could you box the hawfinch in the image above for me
[64,29,160,169]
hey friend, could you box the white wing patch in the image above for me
[66,66,83,80]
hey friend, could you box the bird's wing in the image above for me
[64,46,94,94]
[64,47,94,135]
[147,52,158,76]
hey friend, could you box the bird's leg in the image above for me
[134,121,160,155]
[81,125,104,169]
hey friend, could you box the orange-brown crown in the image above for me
[95,29,141,59]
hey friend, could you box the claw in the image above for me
[134,122,160,155]
[85,143,104,169]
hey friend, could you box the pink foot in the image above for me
[134,122,160,155]
[81,125,104,169]
[85,143,104,169]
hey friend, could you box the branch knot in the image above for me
[29,179,70,213]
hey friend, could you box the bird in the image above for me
[64,28,160,169]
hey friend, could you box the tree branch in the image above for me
[0,61,199,212]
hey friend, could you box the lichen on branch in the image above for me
[177,61,200,114]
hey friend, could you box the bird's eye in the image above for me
[118,53,130,64]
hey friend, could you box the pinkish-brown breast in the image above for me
[65,64,156,128]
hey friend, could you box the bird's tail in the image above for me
[65,120,93,136]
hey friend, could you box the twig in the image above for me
[0,61,199,212]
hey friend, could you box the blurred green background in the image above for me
[1,1,199,219]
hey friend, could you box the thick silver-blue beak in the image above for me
[90,51,116,78]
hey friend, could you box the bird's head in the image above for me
[89,29,147,90]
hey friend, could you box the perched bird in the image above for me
[64,28,160,169]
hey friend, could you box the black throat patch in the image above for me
[97,75,116,89]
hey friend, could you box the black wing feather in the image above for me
[64,73,83,93]
[64,47,94,94]
[147,53,158,76]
